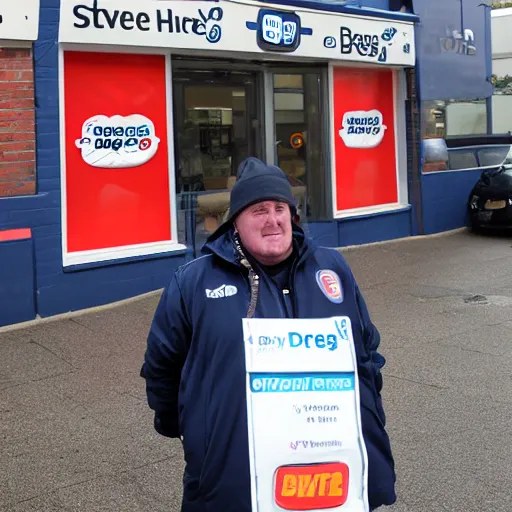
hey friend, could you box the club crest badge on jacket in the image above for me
[316,270,344,304]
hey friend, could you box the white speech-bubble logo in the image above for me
[75,114,161,168]
[339,109,387,149]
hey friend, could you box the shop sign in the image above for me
[243,316,369,511]
[0,1,40,42]
[440,27,476,56]
[59,0,415,67]
[339,109,387,149]
[245,8,311,53]
[75,114,161,168]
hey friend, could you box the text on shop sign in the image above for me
[72,0,223,43]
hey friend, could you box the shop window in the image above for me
[60,51,183,267]
[423,138,510,173]
[492,75,512,134]
[332,67,402,213]
[422,99,488,139]
[172,67,262,255]
[274,74,303,89]
[419,99,510,173]
[273,72,329,220]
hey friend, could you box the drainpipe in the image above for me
[484,3,493,134]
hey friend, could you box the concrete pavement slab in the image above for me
[49,456,184,512]
[384,342,512,402]
[384,378,512,511]
[433,321,512,358]
[0,334,74,386]
[17,319,128,369]
[8,496,65,512]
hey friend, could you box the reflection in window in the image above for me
[273,72,328,220]
[422,99,488,139]
[423,140,511,173]
[492,75,512,134]
[179,86,248,193]
[500,146,512,170]
[172,69,261,256]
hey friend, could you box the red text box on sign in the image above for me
[332,67,398,212]
[274,462,350,510]
[63,51,171,253]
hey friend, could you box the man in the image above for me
[140,157,396,511]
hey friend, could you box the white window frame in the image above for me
[328,63,410,219]
[58,44,186,268]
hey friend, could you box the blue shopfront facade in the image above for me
[1,0,419,327]
[411,0,496,235]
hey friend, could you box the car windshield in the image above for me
[501,146,512,169]
[497,145,512,175]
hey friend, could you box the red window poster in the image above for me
[62,51,172,256]
[332,67,398,212]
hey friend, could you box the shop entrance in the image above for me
[271,70,329,220]
[172,63,263,253]
[172,60,329,256]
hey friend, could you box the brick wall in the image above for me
[0,47,36,197]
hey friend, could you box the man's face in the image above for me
[235,200,293,266]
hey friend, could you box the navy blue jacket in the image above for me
[141,225,396,511]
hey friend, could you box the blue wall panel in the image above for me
[413,0,492,101]
[421,170,482,234]
[338,209,412,247]
[362,0,390,9]
[0,238,36,326]
[36,255,189,318]
[305,221,340,248]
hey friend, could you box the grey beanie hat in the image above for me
[229,157,297,220]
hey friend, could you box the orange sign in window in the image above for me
[274,462,349,510]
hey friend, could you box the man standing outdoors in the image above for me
[140,157,396,511]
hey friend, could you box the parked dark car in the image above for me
[469,149,512,230]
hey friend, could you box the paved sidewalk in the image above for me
[1,229,512,511]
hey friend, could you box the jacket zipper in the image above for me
[237,242,307,319]
[287,255,302,319]
[282,289,294,318]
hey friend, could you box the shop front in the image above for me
[58,0,417,264]
[0,0,418,326]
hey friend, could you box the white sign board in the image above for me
[59,0,415,67]
[339,109,387,149]
[243,316,369,512]
[75,114,161,168]
[0,1,40,42]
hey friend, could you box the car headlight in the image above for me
[470,195,479,209]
